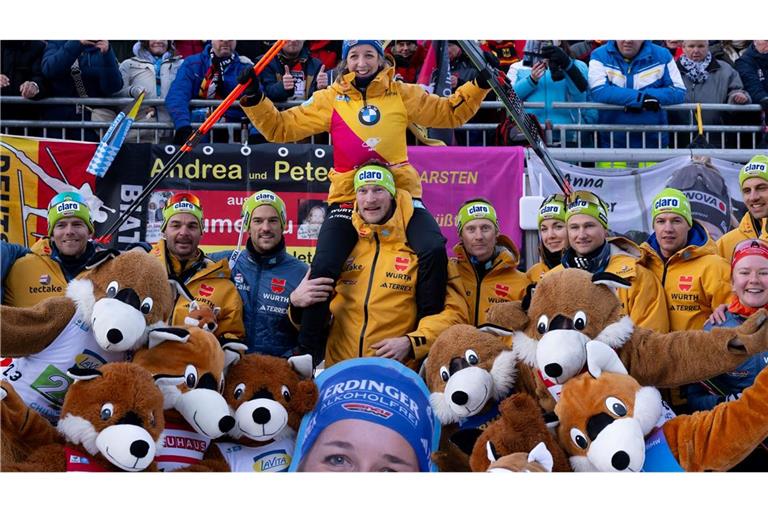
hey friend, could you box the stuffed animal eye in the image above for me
[100,403,114,421]
[605,396,628,417]
[140,297,153,315]
[184,365,198,388]
[570,427,589,450]
[537,315,549,335]
[234,383,246,400]
[439,366,450,382]
[106,281,119,298]
[573,311,587,331]
[281,385,291,402]
[464,349,479,365]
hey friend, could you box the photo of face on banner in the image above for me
[297,199,327,241]
[665,157,740,242]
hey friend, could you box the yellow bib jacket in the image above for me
[241,67,489,204]
[325,190,467,366]
[4,239,69,307]
[452,235,532,326]
[716,212,768,262]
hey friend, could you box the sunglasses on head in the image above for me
[567,190,608,210]
[167,192,201,208]
[540,193,566,207]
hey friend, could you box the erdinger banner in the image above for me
[528,154,747,245]
[0,136,525,259]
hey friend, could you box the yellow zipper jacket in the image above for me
[4,239,70,307]
[325,190,467,366]
[151,240,245,340]
[640,223,732,331]
[716,212,768,262]
[452,235,532,326]
[241,66,489,203]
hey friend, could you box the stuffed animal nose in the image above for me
[107,329,124,344]
[114,287,141,311]
[219,415,235,433]
[451,390,469,406]
[544,363,563,378]
[611,451,630,471]
[252,407,272,425]
[130,439,150,458]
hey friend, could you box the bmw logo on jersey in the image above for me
[358,105,381,126]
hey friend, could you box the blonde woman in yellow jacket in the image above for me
[527,194,569,284]
[322,165,467,367]
[238,40,492,362]
[451,198,531,325]
[551,190,670,333]
[639,188,732,331]
[717,154,768,261]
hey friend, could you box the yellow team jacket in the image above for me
[152,240,245,340]
[325,190,468,366]
[526,260,552,284]
[3,239,69,307]
[551,237,670,333]
[640,227,732,331]
[716,212,768,262]
[452,235,532,326]
[241,66,489,203]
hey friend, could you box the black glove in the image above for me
[642,94,661,112]
[540,45,571,69]
[760,97,768,112]
[173,125,193,145]
[473,51,501,89]
[237,66,264,105]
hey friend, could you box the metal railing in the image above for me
[1,96,764,149]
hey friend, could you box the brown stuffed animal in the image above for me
[422,324,521,472]
[485,441,554,472]
[555,340,768,471]
[183,300,220,333]
[1,381,60,467]
[132,326,244,472]
[0,249,174,424]
[487,268,768,412]
[197,353,318,472]
[468,392,571,472]
[2,362,165,472]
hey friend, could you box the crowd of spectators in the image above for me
[2,39,767,148]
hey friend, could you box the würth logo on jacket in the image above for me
[494,283,510,298]
[271,278,286,294]
[678,275,693,292]
[198,283,215,297]
[394,256,410,272]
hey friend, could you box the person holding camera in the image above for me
[507,40,591,147]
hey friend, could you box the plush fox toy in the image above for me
[555,341,768,472]
[184,300,220,333]
[485,441,553,472]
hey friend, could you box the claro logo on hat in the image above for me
[540,204,561,215]
[173,201,196,211]
[467,204,490,216]
[358,170,383,181]
[56,201,80,214]
[568,198,590,211]
[255,192,277,202]
[654,197,679,209]
[745,162,767,173]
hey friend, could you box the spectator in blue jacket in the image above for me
[259,40,329,103]
[41,40,123,141]
[210,190,333,356]
[734,40,768,148]
[588,40,686,149]
[165,40,254,144]
[684,238,768,471]
[507,41,593,146]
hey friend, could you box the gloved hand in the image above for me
[173,125,193,145]
[474,51,501,89]
[237,66,264,105]
[540,45,571,69]
[128,85,145,98]
[642,94,661,112]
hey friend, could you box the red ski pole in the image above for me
[97,40,287,242]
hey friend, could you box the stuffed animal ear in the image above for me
[288,354,314,380]
[85,248,120,270]
[0,386,6,401]
[486,301,530,331]
[188,300,200,312]
[66,366,103,381]
[148,327,191,349]
[213,306,221,319]
[585,340,627,378]
[449,428,484,457]
[293,379,319,415]
[418,357,428,380]
[485,440,500,463]
[527,442,554,472]
[521,283,536,312]
[170,279,193,302]
[221,341,248,370]
[592,272,631,290]
[477,324,514,337]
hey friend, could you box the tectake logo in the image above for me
[39,274,51,285]
[56,201,80,214]
[655,197,679,209]
[358,170,383,181]
[467,204,489,216]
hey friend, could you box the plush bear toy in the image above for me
[2,362,165,472]
[555,341,768,472]
[1,249,174,424]
[131,326,244,471]
[468,392,571,472]
[486,268,768,413]
[1,380,60,466]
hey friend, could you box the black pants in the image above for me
[298,200,447,361]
